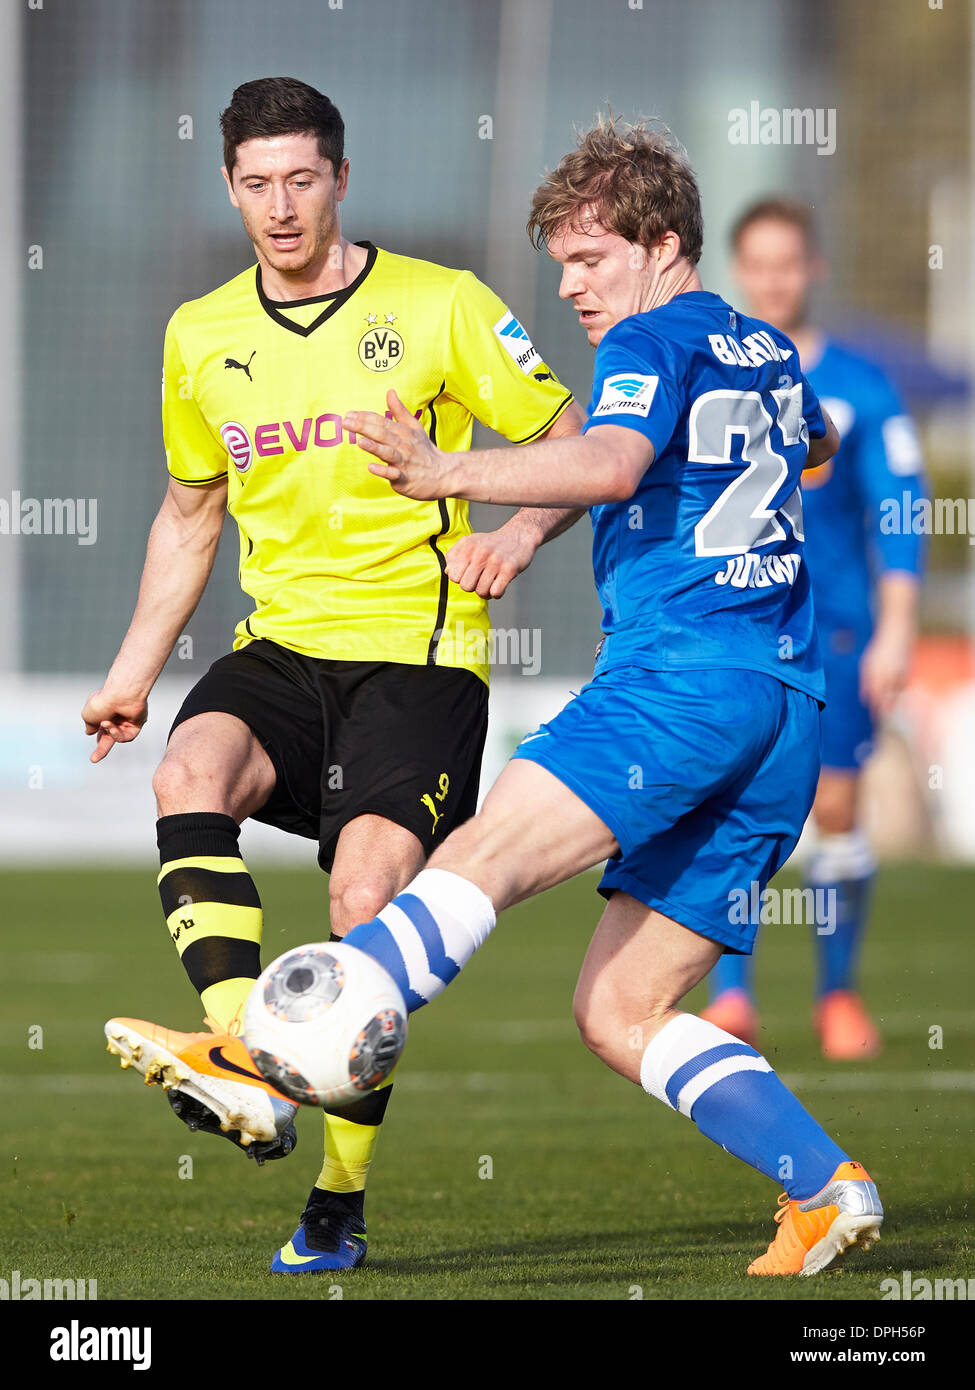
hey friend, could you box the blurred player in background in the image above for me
[81,77,582,1273]
[702,199,926,1058]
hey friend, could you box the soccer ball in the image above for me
[243,943,407,1108]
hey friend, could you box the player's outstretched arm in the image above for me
[345,392,652,508]
[81,475,227,763]
[446,402,588,598]
[805,406,841,471]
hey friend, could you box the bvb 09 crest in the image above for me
[358,324,405,372]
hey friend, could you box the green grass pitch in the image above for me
[1,862,972,1301]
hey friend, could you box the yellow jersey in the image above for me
[162,243,573,685]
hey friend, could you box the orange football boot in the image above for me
[699,989,760,1048]
[747,1160,883,1276]
[104,1016,297,1151]
[814,990,882,1060]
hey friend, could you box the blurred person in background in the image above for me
[702,198,927,1059]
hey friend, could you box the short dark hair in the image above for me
[527,114,704,266]
[729,197,818,254]
[220,77,344,179]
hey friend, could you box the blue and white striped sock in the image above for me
[342,868,496,1012]
[640,1014,849,1199]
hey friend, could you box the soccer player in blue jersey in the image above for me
[702,199,926,1059]
[333,118,885,1276]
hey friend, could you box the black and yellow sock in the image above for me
[318,1081,395,1200]
[317,932,395,1204]
[156,812,262,1036]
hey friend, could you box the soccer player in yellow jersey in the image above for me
[81,77,582,1273]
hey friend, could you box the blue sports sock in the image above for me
[806,831,876,997]
[641,1014,849,1199]
[342,867,496,1013]
[709,952,752,1000]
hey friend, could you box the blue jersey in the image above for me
[581,290,826,702]
[803,339,925,643]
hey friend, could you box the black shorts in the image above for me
[169,640,489,872]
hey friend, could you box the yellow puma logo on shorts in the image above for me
[420,794,444,833]
[421,773,450,834]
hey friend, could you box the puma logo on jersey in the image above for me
[225,350,256,381]
[420,793,444,834]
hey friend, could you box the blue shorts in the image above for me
[511,665,821,954]
[820,628,874,771]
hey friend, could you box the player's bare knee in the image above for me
[328,878,390,937]
[152,749,219,816]
[574,1010,607,1059]
[572,987,618,1061]
[152,753,192,814]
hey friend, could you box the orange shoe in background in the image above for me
[699,988,760,1049]
[814,990,882,1061]
[747,1160,884,1276]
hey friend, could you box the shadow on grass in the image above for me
[356,1194,970,1292]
